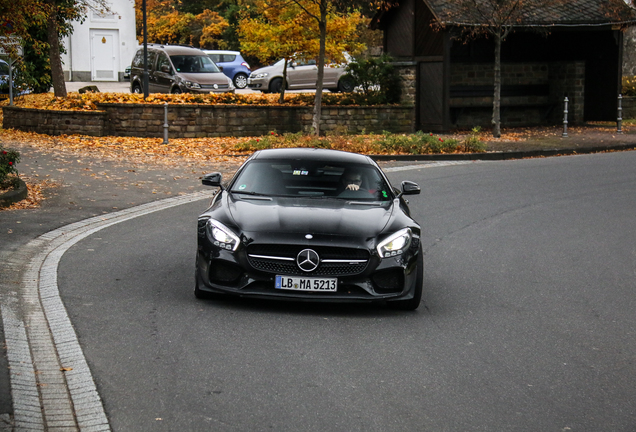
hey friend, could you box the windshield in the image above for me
[230,159,392,201]
[0,62,9,75]
[170,55,220,73]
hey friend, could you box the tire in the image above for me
[233,73,248,89]
[269,78,283,93]
[131,83,142,94]
[388,247,423,311]
[337,76,355,93]
[171,87,182,94]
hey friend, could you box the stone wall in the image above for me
[393,62,417,106]
[1,107,105,136]
[449,61,585,128]
[622,96,636,118]
[2,104,414,138]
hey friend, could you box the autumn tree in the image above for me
[135,0,229,48]
[1,0,108,97]
[238,1,315,103]
[241,0,364,134]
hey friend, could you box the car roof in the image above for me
[251,148,374,165]
[145,44,208,56]
[203,50,241,55]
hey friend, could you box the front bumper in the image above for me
[247,77,266,90]
[195,241,421,304]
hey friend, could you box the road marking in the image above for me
[383,160,479,172]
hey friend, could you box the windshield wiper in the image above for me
[230,190,266,196]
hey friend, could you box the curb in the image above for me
[0,179,27,208]
[370,143,636,161]
[2,191,210,431]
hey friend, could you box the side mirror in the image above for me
[202,172,223,188]
[401,181,420,196]
[218,66,224,72]
[160,64,171,74]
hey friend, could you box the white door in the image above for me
[90,29,119,81]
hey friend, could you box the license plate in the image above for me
[275,275,337,292]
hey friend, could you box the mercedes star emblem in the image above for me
[297,249,320,272]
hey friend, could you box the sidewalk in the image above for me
[1,121,635,430]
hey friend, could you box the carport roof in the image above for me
[374,0,636,28]
[430,0,636,26]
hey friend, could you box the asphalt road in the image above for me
[56,152,636,431]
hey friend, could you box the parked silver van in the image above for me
[130,45,234,94]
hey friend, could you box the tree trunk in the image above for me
[47,0,66,97]
[279,58,288,104]
[312,2,327,136]
[492,31,502,138]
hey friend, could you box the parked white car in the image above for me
[247,57,354,93]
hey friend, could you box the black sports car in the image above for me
[195,148,423,310]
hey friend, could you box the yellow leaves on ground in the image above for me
[7,92,319,111]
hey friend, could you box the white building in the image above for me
[61,0,137,82]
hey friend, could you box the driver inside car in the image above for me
[341,169,364,191]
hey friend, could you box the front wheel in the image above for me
[233,73,248,89]
[269,78,283,93]
[337,77,355,93]
[131,83,142,94]
[170,87,183,94]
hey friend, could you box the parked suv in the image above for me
[129,45,234,94]
[203,50,251,89]
[247,56,353,93]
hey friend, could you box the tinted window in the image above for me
[222,55,236,62]
[156,53,172,73]
[230,160,391,201]
[171,55,220,73]
[148,51,158,70]
[208,54,221,63]
[131,51,144,68]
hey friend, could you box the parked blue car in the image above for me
[203,50,251,89]
[0,59,30,100]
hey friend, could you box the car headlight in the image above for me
[185,81,201,89]
[252,72,268,79]
[377,228,412,258]
[206,219,240,251]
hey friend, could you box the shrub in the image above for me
[622,76,636,97]
[232,131,488,155]
[0,146,21,189]
[345,54,402,104]
[462,127,486,153]
[377,131,460,154]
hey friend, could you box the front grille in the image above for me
[246,244,369,277]
[201,84,230,90]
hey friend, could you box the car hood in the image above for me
[250,64,279,76]
[225,194,394,238]
[178,72,229,84]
